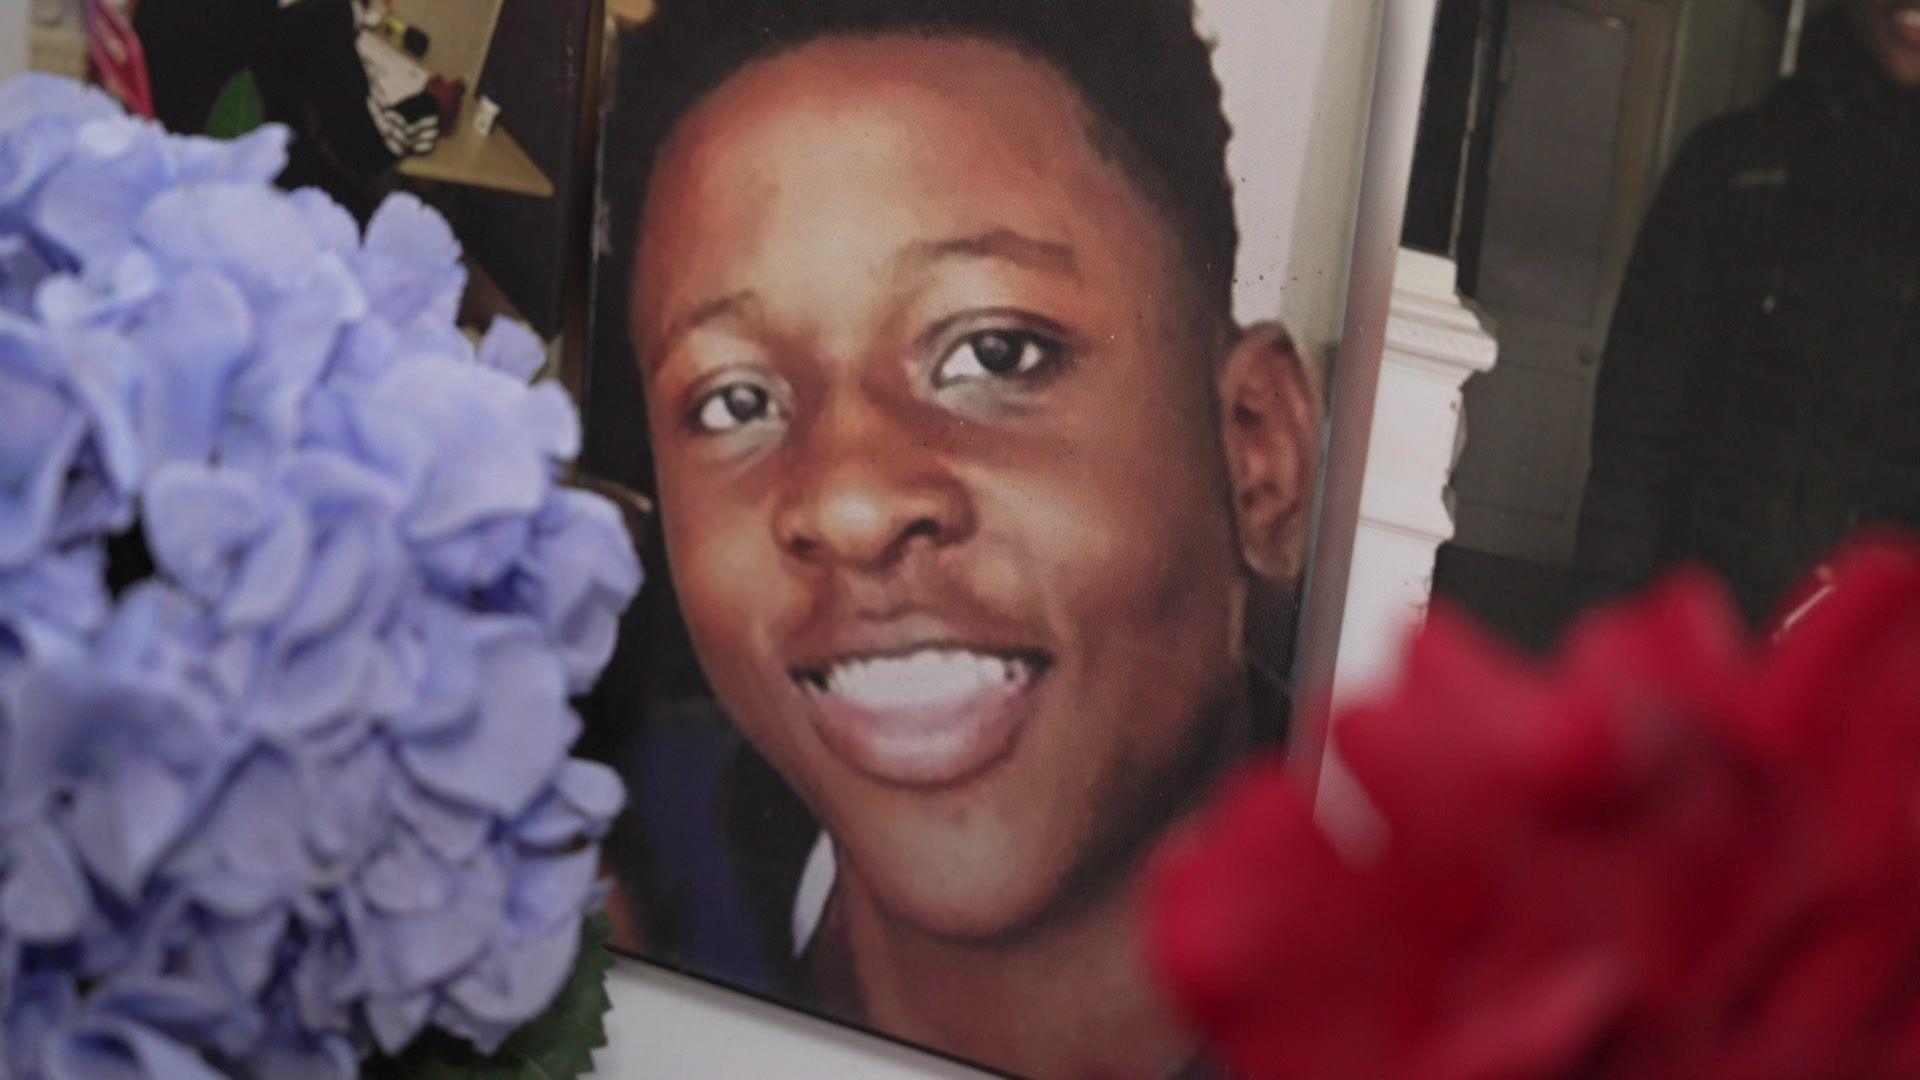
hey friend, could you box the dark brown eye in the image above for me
[934,330,1060,387]
[692,381,781,433]
[972,331,1024,375]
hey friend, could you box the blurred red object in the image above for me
[426,75,465,129]
[1147,534,1920,1079]
[83,0,154,119]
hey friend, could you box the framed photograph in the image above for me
[578,0,1390,1072]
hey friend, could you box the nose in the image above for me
[772,403,975,571]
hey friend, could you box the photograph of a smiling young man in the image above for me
[579,1,1359,1074]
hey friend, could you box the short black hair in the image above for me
[599,0,1236,313]
[584,0,1238,487]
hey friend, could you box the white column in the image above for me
[1333,248,1498,694]
[1313,248,1496,845]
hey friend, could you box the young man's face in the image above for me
[1848,0,1920,87]
[632,35,1307,939]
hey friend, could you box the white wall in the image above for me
[2,0,28,83]
[1208,0,1385,367]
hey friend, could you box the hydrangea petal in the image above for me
[373,358,550,540]
[523,490,642,691]
[203,752,312,888]
[505,846,599,938]
[399,626,573,816]
[51,327,142,500]
[87,975,229,1030]
[365,989,435,1057]
[556,759,626,823]
[256,632,373,737]
[0,74,118,142]
[287,188,358,257]
[34,118,166,266]
[522,381,582,462]
[247,1027,357,1080]
[35,247,161,328]
[43,1015,225,1080]
[357,855,503,993]
[134,183,318,292]
[0,117,83,213]
[447,917,578,1026]
[512,759,625,849]
[185,873,282,921]
[5,972,78,1078]
[415,514,531,593]
[209,908,289,997]
[68,754,192,903]
[169,124,288,187]
[0,370,87,567]
[141,465,268,602]
[304,739,393,866]
[475,317,545,381]
[388,601,480,738]
[222,511,310,628]
[392,782,490,863]
[0,233,57,312]
[1,825,89,943]
[126,269,254,466]
[360,830,455,916]
[0,541,106,670]
[355,194,463,327]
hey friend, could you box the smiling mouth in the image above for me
[792,647,1051,788]
[796,648,1044,703]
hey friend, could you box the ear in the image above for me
[1219,322,1320,581]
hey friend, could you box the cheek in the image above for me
[659,485,817,770]
[1060,388,1236,610]
[657,470,780,652]
[976,400,1241,654]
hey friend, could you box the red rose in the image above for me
[1147,534,1920,1079]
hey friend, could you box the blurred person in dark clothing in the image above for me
[1574,0,1920,622]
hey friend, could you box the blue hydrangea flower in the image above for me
[0,75,641,1078]
[0,315,141,567]
[0,542,107,682]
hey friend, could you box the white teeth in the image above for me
[816,650,1027,709]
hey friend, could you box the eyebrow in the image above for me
[646,229,1081,370]
[894,229,1081,279]
[649,290,760,374]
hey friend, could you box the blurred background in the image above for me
[1400,0,1902,648]
[25,0,604,369]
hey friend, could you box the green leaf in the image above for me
[204,70,265,140]
[365,914,618,1080]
